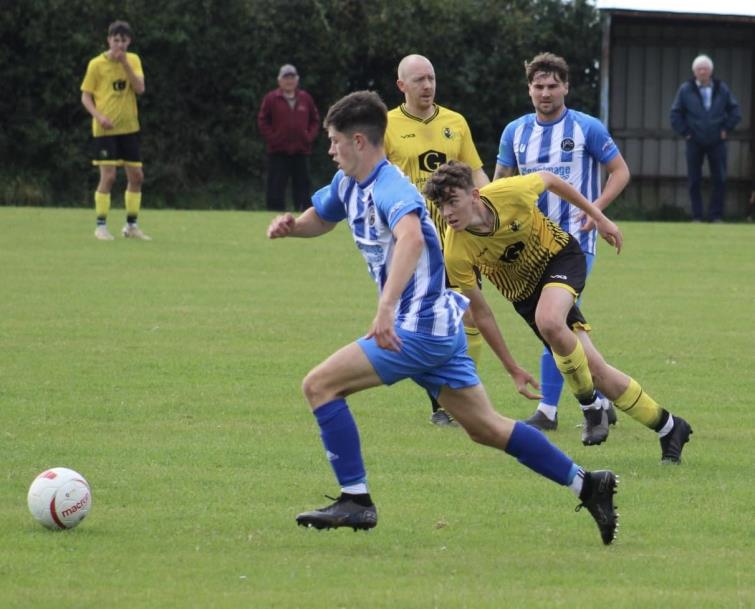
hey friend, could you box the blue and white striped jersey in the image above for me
[497,108,619,255]
[313,159,467,337]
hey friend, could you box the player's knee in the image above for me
[300,371,319,406]
[98,170,116,190]
[301,368,332,408]
[127,168,144,189]
[534,313,563,343]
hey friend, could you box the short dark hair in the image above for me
[108,20,133,39]
[525,52,569,84]
[323,90,387,146]
[422,160,474,204]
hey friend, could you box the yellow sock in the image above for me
[614,377,663,429]
[465,326,483,367]
[125,191,142,221]
[95,191,110,220]
[552,339,594,402]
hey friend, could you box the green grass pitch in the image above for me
[0,207,753,608]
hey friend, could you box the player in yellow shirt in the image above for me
[385,54,495,426]
[423,161,693,464]
[81,20,150,241]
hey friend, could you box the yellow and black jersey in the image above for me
[81,52,143,137]
[385,104,483,246]
[444,173,571,302]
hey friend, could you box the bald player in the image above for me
[385,55,517,426]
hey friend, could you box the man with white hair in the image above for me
[671,54,741,222]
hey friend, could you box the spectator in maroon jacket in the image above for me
[257,64,321,211]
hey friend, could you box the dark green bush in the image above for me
[0,0,600,208]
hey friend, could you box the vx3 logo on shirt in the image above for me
[400,133,416,139]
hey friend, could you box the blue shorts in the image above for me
[357,326,479,399]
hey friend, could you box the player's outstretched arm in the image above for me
[464,285,542,400]
[266,207,336,239]
[538,171,623,254]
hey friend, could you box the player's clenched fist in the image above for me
[267,213,296,239]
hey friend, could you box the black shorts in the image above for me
[91,132,142,166]
[512,237,589,348]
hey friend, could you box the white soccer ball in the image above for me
[27,467,92,530]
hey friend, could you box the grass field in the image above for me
[1,207,753,609]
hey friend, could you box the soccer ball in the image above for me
[27,467,92,530]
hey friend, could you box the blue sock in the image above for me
[504,421,578,485]
[313,399,366,487]
[540,347,564,408]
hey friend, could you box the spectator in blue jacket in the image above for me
[671,55,741,222]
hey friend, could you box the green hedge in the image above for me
[0,0,600,209]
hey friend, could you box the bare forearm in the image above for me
[122,61,145,94]
[81,92,98,118]
[593,159,630,211]
[467,292,519,373]
[288,208,334,237]
[378,229,423,310]
[267,207,335,239]
[493,164,516,180]
[472,168,490,188]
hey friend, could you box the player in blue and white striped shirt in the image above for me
[312,158,465,337]
[494,53,630,445]
[266,90,619,545]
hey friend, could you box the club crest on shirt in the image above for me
[560,138,575,152]
[509,220,521,232]
[367,205,376,226]
[500,241,525,263]
[443,127,453,139]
